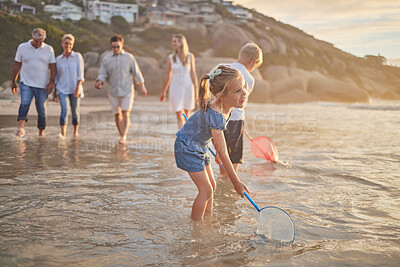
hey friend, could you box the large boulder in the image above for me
[360,76,400,99]
[272,89,318,104]
[85,67,99,81]
[0,86,19,100]
[248,79,271,103]
[357,66,400,99]
[261,65,289,82]
[258,39,272,53]
[269,76,318,103]
[183,22,207,37]
[1,80,12,90]
[210,22,255,56]
[271,77,305,96]
[83,80,108,97]
[83,52,99,68]
[250,68,263,80]
[135,56,164,95]
[287,67,318,88]
[195,57,236,78]
[307,76,370,102]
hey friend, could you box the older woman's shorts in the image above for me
[174,138,210,173]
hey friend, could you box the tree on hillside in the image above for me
[111,16,130,35]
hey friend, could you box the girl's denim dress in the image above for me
[174,108,228,172]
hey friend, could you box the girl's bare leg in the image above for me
[205,164,216,211]
[188,170,214,220]
[176,111,184,130]
[184,109,191,118]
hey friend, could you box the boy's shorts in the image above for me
[108,93,134,114]
[224,120,244,164]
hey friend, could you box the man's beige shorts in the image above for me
[108,93,134,114]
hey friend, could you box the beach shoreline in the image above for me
[0,95,162,116]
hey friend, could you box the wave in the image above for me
[348,104,400,111]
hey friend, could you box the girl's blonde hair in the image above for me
[198,65,241,111]
[172,34,189,66]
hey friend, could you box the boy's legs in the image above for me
[220,120,244,174]
[16,82,34,136]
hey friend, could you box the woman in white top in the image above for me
[54,34,84,137]
[160,34,198,129]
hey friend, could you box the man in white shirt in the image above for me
[96,35,148,144]
[11,28,57,137]
[213,42,263,173]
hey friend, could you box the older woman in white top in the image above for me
[160,34,198,129]
[54,34,84,137]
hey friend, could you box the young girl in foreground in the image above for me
[174,65,250,220]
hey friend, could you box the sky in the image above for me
[233,0,400,64]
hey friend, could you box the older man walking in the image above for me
[11,28,57,137]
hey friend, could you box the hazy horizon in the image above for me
[234,0,400,62]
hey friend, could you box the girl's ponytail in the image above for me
[198,75,210,111]
[197,65,241,110]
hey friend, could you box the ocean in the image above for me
[0,98,399,266]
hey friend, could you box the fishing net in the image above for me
[251,136,279,162]
[256,206,295,244]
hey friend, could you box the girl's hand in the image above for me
[234,181,250,198]
[215,153,222,167]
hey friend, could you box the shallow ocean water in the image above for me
[0,99,399,266]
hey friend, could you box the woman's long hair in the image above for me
[172,34,189,66]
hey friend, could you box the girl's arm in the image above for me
[160,57,172,102]
[189,53,199,101]
[211,129,249,197]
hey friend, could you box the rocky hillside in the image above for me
[1,8,400,104]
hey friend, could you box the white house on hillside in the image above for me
[84,0,139,24]
[222,1,253,22]
[44,1,84,21]
[1,0,35,15]
[143,1,221,28]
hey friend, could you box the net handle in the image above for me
[243,129,253,140]
[244,192,260,212]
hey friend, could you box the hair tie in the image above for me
[209,69,222,80]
